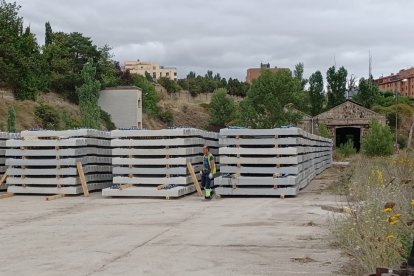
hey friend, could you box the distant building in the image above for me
[98,86,143,129]
[374,67,414,97]
[245,63,288,84]
[125,60,177,81]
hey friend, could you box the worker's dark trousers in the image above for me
[201,172,211,189]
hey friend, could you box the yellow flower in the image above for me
[410,200,414,206]
[386,235,395,241]
[387,215,400,225]
[384,208,393,213]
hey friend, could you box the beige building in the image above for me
[98,86,143,129]
[125,60,177,81]
[374,67,414,98]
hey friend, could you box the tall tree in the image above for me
[308,71,325,116]
[352,78,379,109]
[293,62,308,90]
[45,21,53,46]
[239,70,302,128]
[76,59,101,129]
[326,66,347,108]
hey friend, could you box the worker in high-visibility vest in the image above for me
[201,145,216,199]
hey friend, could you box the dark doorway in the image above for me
[335,127,361,151]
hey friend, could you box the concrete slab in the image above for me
[113,176,197,185]
[6,174,113,185]
[102,185,196,197]
[8,165,112,176]
[6,148,112,157]
[7,182,111,194]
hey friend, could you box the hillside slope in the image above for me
[0,89,80,131]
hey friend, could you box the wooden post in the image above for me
[46,194,65,201]
[76,161,89,197]
[0,168,8,189]
[187,162,203,197]
[0,193,14,199]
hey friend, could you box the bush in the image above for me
[318,123,331,138]
[337,139,357,158]
[34,102,61,130]
[158,109,174,124]
[362,120,394,156]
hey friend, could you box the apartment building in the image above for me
[246,63,288,84]
[374,67,414,97]
[125,60,177,81]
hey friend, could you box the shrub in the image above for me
[337,139,357,158]
[158,109,174,124]
[362,120,394,156]
[34,102,60,130]
[318,123,331,138]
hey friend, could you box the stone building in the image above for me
[312,100,386,151]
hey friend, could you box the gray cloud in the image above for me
[16,0,414,81]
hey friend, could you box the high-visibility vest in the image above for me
[206,153,216,174]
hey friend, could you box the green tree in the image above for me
[362,120,394,156]
[352,78,379,109]
[239,69,302,128]
[45,21,52,46]
[209,88,237,128]
[293,62,308,90]
[132,74,160,116]
[308,70,324,116]
[76,59,101,129]
[158,77,180,94]
[326,66,347,108]
[7,106,16,132]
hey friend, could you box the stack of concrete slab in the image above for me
[216,127,332,197]
[102,128,219,198]
[5,129,112,195]
[0,132,20,190]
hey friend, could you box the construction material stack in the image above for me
[5,129,112,195]
[216,127,332,197]
[0,132,20,190]
[102,128,219,198]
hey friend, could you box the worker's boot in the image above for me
[205,188,211,200]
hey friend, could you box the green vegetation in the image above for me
[34,102,61,129]
[337,139,357,157]
[208,88,237,128]
[308,70,325,116]
[7,106,16,132]
[318,123,331,138]
[158,77,180,94]
[362,120,394,156]
[76,60,101,129]
[238,69,303,128]
[330,153,414,275]
[326,66,347,109]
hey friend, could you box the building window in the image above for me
[174,72,177,76]
[137,98,142,108]
[153,72,156,79]
[160,72,162,77]
[166,72,170,77]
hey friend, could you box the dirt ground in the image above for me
[0,168,348,276]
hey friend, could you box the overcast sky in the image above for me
[15,0,414,81]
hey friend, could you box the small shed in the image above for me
[313,100,386,151]
[98,86,143,129]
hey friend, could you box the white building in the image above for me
[98,86,143,129]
